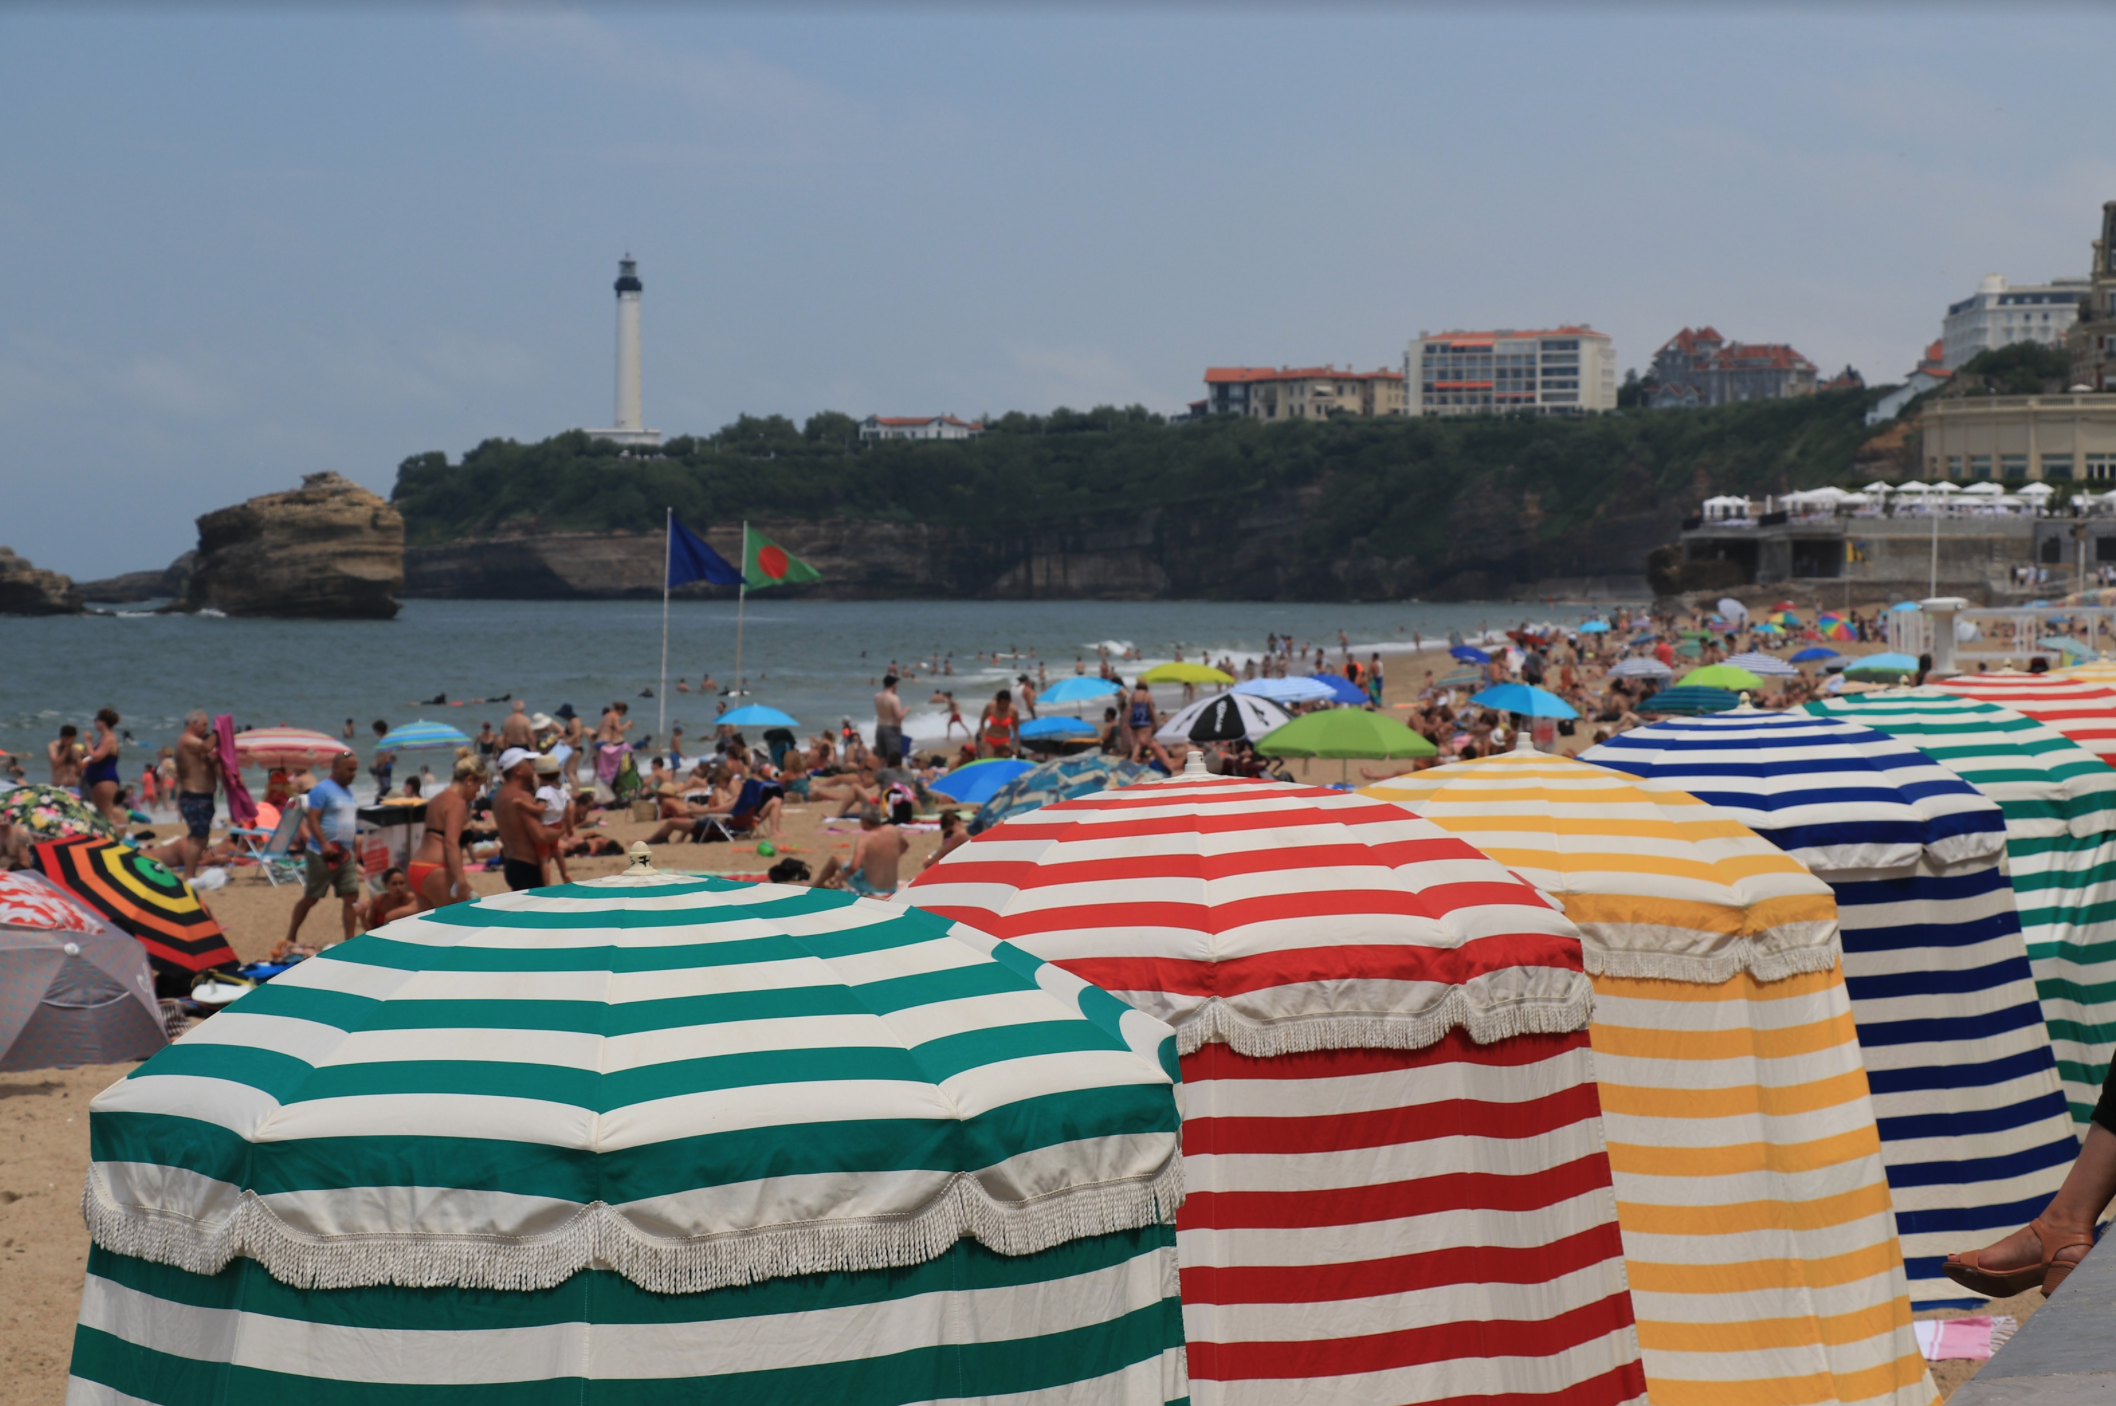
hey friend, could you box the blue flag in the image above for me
[667,513,742,588]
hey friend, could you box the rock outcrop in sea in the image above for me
[186,473,403,619]
[0,546,85,615]
[77,552,196,604]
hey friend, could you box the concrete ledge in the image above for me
[1950,1239,2116,1404]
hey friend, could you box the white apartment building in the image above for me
[1941,274,2087,369]
[1404,327,1616,417]
[858,415,984,442]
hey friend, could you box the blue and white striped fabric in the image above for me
[1584,710,2077,1308]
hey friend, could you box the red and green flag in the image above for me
[742,528,822,590]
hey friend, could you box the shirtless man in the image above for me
[48,724,82,793]
[809,755,881,818]
[172,710,221,877]
[500,700,535,752]
[815,805,909,898]
[493,748,557,892]
[409,756,483,911]
[873,675,907,766]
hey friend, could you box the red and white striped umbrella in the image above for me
[229,727,353,768]
[1931,672,2116,766]
[908,758,1646,1406]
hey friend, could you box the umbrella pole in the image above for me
[734,522,749,698]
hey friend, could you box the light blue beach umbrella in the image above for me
[927,758,1036,806]
[1021,716,1098,741]
[1232,676,1338,706]
[1467,683,1579,719]
[972,756,1156,834]
[1576,620,1610,634]
[1307,674,1372,706]
[373,720,471,751]
[1037,676,1123,705]
[717,704,799,728]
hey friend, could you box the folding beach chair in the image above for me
[691,779,782,844]
[231,805,304,887]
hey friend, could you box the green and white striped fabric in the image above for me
[1809,690,2116,1122]
[70,871,1189,1405]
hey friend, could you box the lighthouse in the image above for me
[587,255,661,447]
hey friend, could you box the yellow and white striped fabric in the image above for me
[1363,749,1935,1406]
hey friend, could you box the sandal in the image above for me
[1943,1217,2095,1298]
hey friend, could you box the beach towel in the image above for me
[596,740,628,786]
[212,714,256,831]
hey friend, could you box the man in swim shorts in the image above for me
[493,748,557,892]
[172,710,221,878]
[813,805,909,898]
[287,751,363,948]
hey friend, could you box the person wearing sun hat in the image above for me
[493,748,556,892]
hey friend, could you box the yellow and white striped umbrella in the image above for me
[1362,745,1933,1406]
[2055,658,2116,686]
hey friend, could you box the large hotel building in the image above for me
[1405,326,1617,416]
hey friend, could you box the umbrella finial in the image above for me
[626,841,657,874]
[1181,750,1210,776]
[1512,730,1538,754]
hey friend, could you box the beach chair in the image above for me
[232,805,304,887]
[692,779,782,844]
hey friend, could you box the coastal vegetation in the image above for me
[393,389,1884,595]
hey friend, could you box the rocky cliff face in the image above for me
[77,551,195,604]
[0,547,84,615]
[187,473,403,619]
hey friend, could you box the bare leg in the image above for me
[813,857,843,888]
[1948,1122,2116,1276]
[285,895,317,944]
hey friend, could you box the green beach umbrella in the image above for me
[1137,662,1234,685]
[1640,685,1741,716]
[1680,664,1766,692]
[1807,688,2116,1123]
[1255,708,1437,760]
[68,862,1190,1404]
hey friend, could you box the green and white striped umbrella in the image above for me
[1808,688,2116,1122]
[70,868,1189,1405]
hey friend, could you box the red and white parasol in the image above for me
[230,727,353,768]
[1931,672,2116,765]
[908,757,1646,1406]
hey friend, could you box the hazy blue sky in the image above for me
[4,6,2113,578]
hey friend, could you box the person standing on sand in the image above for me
[172,711,221,878]
[48,723,82,794]
[368,720,394,802]
[555,703,584,786]
[409,756,482,911]
[978,689,1019,759]
[814,805,909,897]
[81,708,125,825]
[285,751,362,948]
[874,675,906,766]
[500,701,535,752]
[494,748,557,893]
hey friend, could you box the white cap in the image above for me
[498,747,536,773]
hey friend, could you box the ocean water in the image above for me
[0,596,1623,770]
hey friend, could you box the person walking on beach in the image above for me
[81,708,125,825]
[874,675,907,766]
[493,748,555,893]
[285,751,362,948]
[978,688,1019,758]
[48,724,82,794]
[172,711,221,878]
[408,756,481,911]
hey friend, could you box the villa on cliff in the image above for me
[858,415,984,441]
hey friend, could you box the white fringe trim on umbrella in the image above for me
[1171,978,1593,1058]
[81,1153,1184,1294]
[1582,937,1843,987]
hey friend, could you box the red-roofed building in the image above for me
[857,415,984,442]
[1201,365,1406,420]
[1648,327,1819,408]
[1405,326,1616,416]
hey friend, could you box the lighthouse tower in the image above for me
[587,254,661,447]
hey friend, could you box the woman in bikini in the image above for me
[410,755,483,911]
[82,707,126,826]
[978,689,1018,759]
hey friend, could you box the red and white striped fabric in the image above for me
[1932,672,2116,765]
[908,764,1647,1406]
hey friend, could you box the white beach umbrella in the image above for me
[1154,691,1290,745]
[1963,482,2004,496]
[1609,655,1675,679]
[2020,482,2057,497]
[1862,481,1895,494]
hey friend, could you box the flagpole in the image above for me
[659,507,672,748]
[734,521,749,698]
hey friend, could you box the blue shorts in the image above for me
[844,872,896,899]
[178,791,215,841]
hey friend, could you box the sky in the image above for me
[3,5,2114,580]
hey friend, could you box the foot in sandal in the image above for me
[1944,1216,2095,1298]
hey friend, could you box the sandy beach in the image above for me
[2,604,2021,1401]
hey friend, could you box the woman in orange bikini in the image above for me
[978,688,1018,758]
[410,756,483,911]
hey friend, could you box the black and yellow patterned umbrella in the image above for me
[32,835,236,987]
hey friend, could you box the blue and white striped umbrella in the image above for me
[1607,655,1673,679]
[1584,709,2077,1308]
[373,719,473,751]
